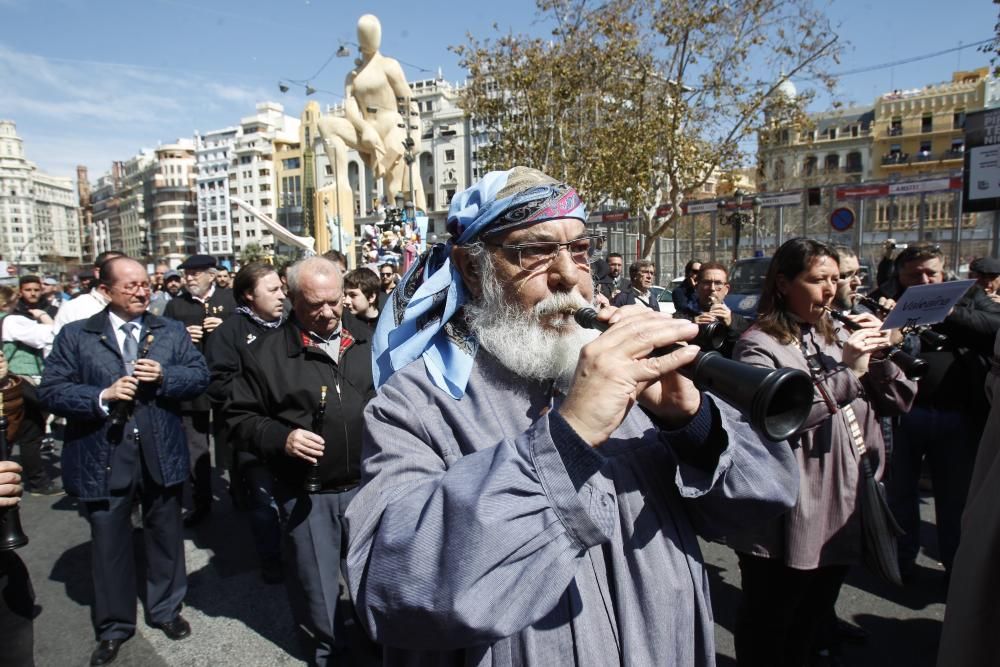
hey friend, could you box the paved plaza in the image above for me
[19,444,948,666]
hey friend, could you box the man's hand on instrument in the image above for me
[133,359,163,384]
[285,429,325,464]
[559,306,701,447]
[707,303,732,326]
[202,316,223,334]
[100,376,139,402]
[186,325,204,344]
[0,460,23,507]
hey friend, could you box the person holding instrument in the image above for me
[347,167,799,665]
[731,238,917,666]
[869,243,1000,580]
[38,257,209,666]
[674,261,750,358]
[225,256,375,666]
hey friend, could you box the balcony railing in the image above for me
[882,153,910,165]
[942,149,965,160]
[888,127,904,137]
[914,152,935,162]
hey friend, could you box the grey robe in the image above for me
[345,354,799,666]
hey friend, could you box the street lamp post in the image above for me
[718,189,763,263]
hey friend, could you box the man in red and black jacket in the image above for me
[225,256,375,665]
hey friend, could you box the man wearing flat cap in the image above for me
[164,254,235,526]
[970,256,1000,303]
[345,167,798,665]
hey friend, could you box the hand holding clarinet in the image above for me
[103,335,157,426]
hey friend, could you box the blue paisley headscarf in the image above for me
[371,166,588,398]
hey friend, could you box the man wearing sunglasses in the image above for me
[346,166,797,666]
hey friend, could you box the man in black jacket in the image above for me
[673,261,749,358]
[204,262,286,583]
[163,254,236,526]
[872,244,1000,578]
[226,256,375,665]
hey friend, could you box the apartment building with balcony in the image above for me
[151,141,198,267]
[0,120,83,272]
[872,68,986,179]
[195,126,239,265]
[757,101,875,193]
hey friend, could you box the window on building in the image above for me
[950,138,965,155]
[825,154,839,171]
[446,189,456,204]
[444,149,455,162]
[851,125,860,137]
[919,140,932,158]
[773,159,786,180]
[826,127,837,140]
[282,158,300,170]
[846,152,863,173]
[890,117,903,136]
[954,110,966,130]
[426,100,434,112]
[803,155,817,176]
[921,114,933,133]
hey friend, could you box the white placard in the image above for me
[880,280,976,331]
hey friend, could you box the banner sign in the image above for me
[601,210,629,223]
[880,280,976,331]
[963,108,1000,213]
[835,178,961,200]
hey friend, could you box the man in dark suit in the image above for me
[612,259,660,311]
[39,257,209,665]
[163,254,235,526]
[673,261,749,358]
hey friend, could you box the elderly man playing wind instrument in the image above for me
[346,167,799,665]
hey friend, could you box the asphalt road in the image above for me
[17,444,948,666]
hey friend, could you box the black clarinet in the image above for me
[0,391,29,550]
[109,334,155,427]
[826,308,928,380]
[303,385,328,493]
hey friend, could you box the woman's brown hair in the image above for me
[756,237,840,346]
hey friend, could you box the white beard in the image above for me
[464,278,599,391]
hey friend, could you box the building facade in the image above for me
[0,120,83,274]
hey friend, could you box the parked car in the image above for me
[655,286,676,315]
[724,256,772,321]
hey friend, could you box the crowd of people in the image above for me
[0,165,999,667]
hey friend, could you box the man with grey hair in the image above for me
[347,167,798,665]
[226,256,375,665]
[164,254,236,526]
[612,258,660,310]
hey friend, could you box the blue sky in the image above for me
[1,0,996,179]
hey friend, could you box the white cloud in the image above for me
[0,42,282,176]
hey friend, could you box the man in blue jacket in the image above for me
[39,257,209,666]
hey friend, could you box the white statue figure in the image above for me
[317,14,426,240]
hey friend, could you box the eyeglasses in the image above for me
[487,234,605,271]
[114,282,151,295]
[380,272,394,278]
[699,280,727,288]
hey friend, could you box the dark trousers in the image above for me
[887,406,979,571]
[279,487,358,667]
[182,411,212,512]
[239,456,282,565]
[13,437,48,490]
[83,463,186,640]
[0,551,34,666]
[735,552,849,667]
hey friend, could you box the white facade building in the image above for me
[209,102,299,261]
[0,120,82,271]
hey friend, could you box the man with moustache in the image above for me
[39,257,208,665]
[595,252,625,300]
[225,256,375,665]
[164,254,235,526]
[346,167,798,665]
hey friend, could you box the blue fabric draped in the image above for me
[371,167,588,398]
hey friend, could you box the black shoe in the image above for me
[29,480,65,496]
[153,615,191,640]
[91,639,125,666]
[183,507,210,528]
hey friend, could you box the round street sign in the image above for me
[830,207,855,232]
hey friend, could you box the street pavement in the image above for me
[18,443,948,666]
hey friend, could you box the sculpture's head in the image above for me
[357,14,381,56]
